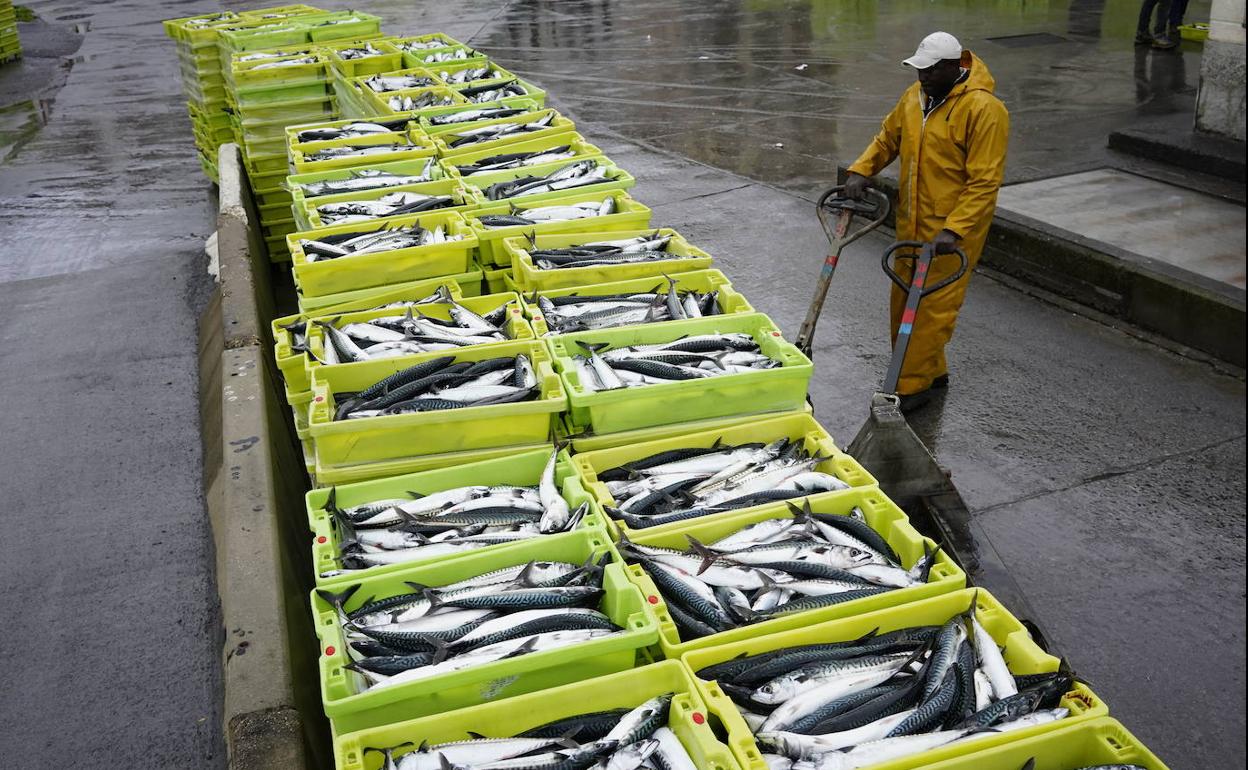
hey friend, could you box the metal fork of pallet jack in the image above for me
[844,238,1048,646]
[795,185,890,357]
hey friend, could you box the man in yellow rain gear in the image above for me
[845,31,1009,413]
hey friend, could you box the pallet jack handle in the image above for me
[880,240,969,395]
[795,185,891,357]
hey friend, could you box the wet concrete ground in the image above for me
[0,1,1242,768]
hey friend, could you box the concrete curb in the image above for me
[1109,114,1247,184]
[200,144,330,770]
[836,167,1246,367]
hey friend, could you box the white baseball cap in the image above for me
[902,32,963,69]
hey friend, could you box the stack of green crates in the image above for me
[164,7,331,181]
[214,15,386,260]
[0,0,21,65]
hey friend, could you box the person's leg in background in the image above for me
[1136,0,1171,43]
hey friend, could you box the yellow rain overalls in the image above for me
[847,51,1009,395]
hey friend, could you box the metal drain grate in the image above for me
[986,32,1068,48]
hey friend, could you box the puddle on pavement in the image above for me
[0,99,49,163]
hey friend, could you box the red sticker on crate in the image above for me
[316,536,327,544]
[647,595,659,604]
[325,646,335,656]
[692,712,705,725]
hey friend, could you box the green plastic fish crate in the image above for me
[289,210,478,298]
[411,98,542,129]
[481,263,511,295]
[291,131,438,175]
[456,79,547,109]
[187,101,232,130]
[624,487,965,658]
[429,59,522,87]
[286,156,446,207]
[256,182,295,208]
[233,95,337,127]
[272,279,468,394]
[265,236,293,263]
[470,190,654,267]
[298,177,479,231]
[230,51,328,91]
[198,151,220,183]
[441,132,604,175]
[554,408,806,453]
[259,200,295,225]
[215,15,334,53]
[461,157,637,209]
[1178,22,1210,41]
[325,41,404,78]
[296,268,484,316]
[362,84,471,117]
[924,716,1169,770]
[292,290,535,398]
[572,411,874,535]
[401,44,490,72]
[523,269,753,337]
[163,10,239,39]
[333,660,741,770]
[244,148,292,175]
[263,216,298,240]
[427,109,577,156]
[550,313,812,435]
[306,339,566,469]
[311,528,659,734]
[233,78,332,108]
[507,228,714,292]
[313,442,550,487]
[238,4,326,19]
[217,12,382,54]
[684,589,1109,770]
[283,114,418,152]
[387,33,464,51]
[306,446,608,586]
[347,63,441,88]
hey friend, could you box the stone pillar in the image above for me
[1195,0,1246,140]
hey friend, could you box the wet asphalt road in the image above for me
[0,1,1242,768]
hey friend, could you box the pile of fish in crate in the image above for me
[0,0,21,64]
[165,8,1167,770]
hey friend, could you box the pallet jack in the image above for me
[796,185,1049,647]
